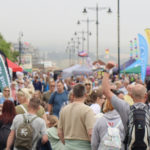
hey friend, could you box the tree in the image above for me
[0,33,19,62]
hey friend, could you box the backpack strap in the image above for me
[30,116,38,124]
[20,105,28,113]
[124,105,134,150]
[23,114,28,123]
[22,114,38,124]
[115,120,121,128]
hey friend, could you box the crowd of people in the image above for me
[0,62,150,150]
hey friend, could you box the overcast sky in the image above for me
[0,0,150,60]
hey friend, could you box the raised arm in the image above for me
[102,62,115,100]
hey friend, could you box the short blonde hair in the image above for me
[17,88,31,101]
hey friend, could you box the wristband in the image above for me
[103,69,113,75]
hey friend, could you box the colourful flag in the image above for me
[78,51,88,57]
[138,34,148,83]
[145,29,150,45]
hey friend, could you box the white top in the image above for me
[90,103,101,115]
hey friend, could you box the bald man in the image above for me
[102,62,149,150]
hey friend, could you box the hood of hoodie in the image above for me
[103,109,120,121]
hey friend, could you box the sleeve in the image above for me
[84,109,96,130]
[58,108,64,129]
[40,120,48,136]
[10,115,19,131]
[49,92,56,104]
[91,120,100,150]
[111,95,130,131]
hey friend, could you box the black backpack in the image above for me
[124,104,150,150]
[0,124,11,150]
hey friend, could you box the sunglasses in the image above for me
[4,90,10,92]
[85,83,91,86]
[18,82,24,84]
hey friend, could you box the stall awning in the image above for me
[6,58,23,72]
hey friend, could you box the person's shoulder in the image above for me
[43,91,49,96]
[15,104,21,110]
[14,114,24,120]
[81,103,95,113]
[0,96,4,100]
[96,115,106,124]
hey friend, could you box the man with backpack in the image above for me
[102,62,150,150]
[6,97,48,150]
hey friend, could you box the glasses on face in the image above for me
[50,85,55,87]
[4,90,10,92]
[85,83,91,86]
[18,82,24,84]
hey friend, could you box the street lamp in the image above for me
[71,38,76,65]
[77,18,93,55]
[74,34,82,64]
[117,0,120,77]
[18,32,23,65]
[74,31,86,53]
[66,42,72,66]
[74,31,86,64]
[83,4,112,60]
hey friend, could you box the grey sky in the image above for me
[0,0,150,60]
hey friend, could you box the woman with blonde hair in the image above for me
[91,99,125,150]
[84,80,93,106]
[47,115,64,150]
[15,88,45,118]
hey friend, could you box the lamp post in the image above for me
[66,42,71,66]
[117,0,120,77]
[75,31,86,64]
[77,18,93,55]
[74,34,82,64]
[83,4,112,60]
[18,32,23,65]
[71,38,76,65]
[75,31,86,53]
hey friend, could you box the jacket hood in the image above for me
[103,110,120,121]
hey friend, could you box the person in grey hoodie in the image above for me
[91,99,125,150]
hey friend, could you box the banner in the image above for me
[138,34,148,83]
[0,55,10,91]
[145,29,150,45]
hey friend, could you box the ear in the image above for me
[145,93,148,102]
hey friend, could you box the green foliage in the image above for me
[0,33,19,62]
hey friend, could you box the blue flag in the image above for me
[138,34,148,83]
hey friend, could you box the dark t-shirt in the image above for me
[49,91,68,117]
[33,81,42,91]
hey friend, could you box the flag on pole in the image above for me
[138,34,148,83]
[78,51,88,57]
[145,29,150,45]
